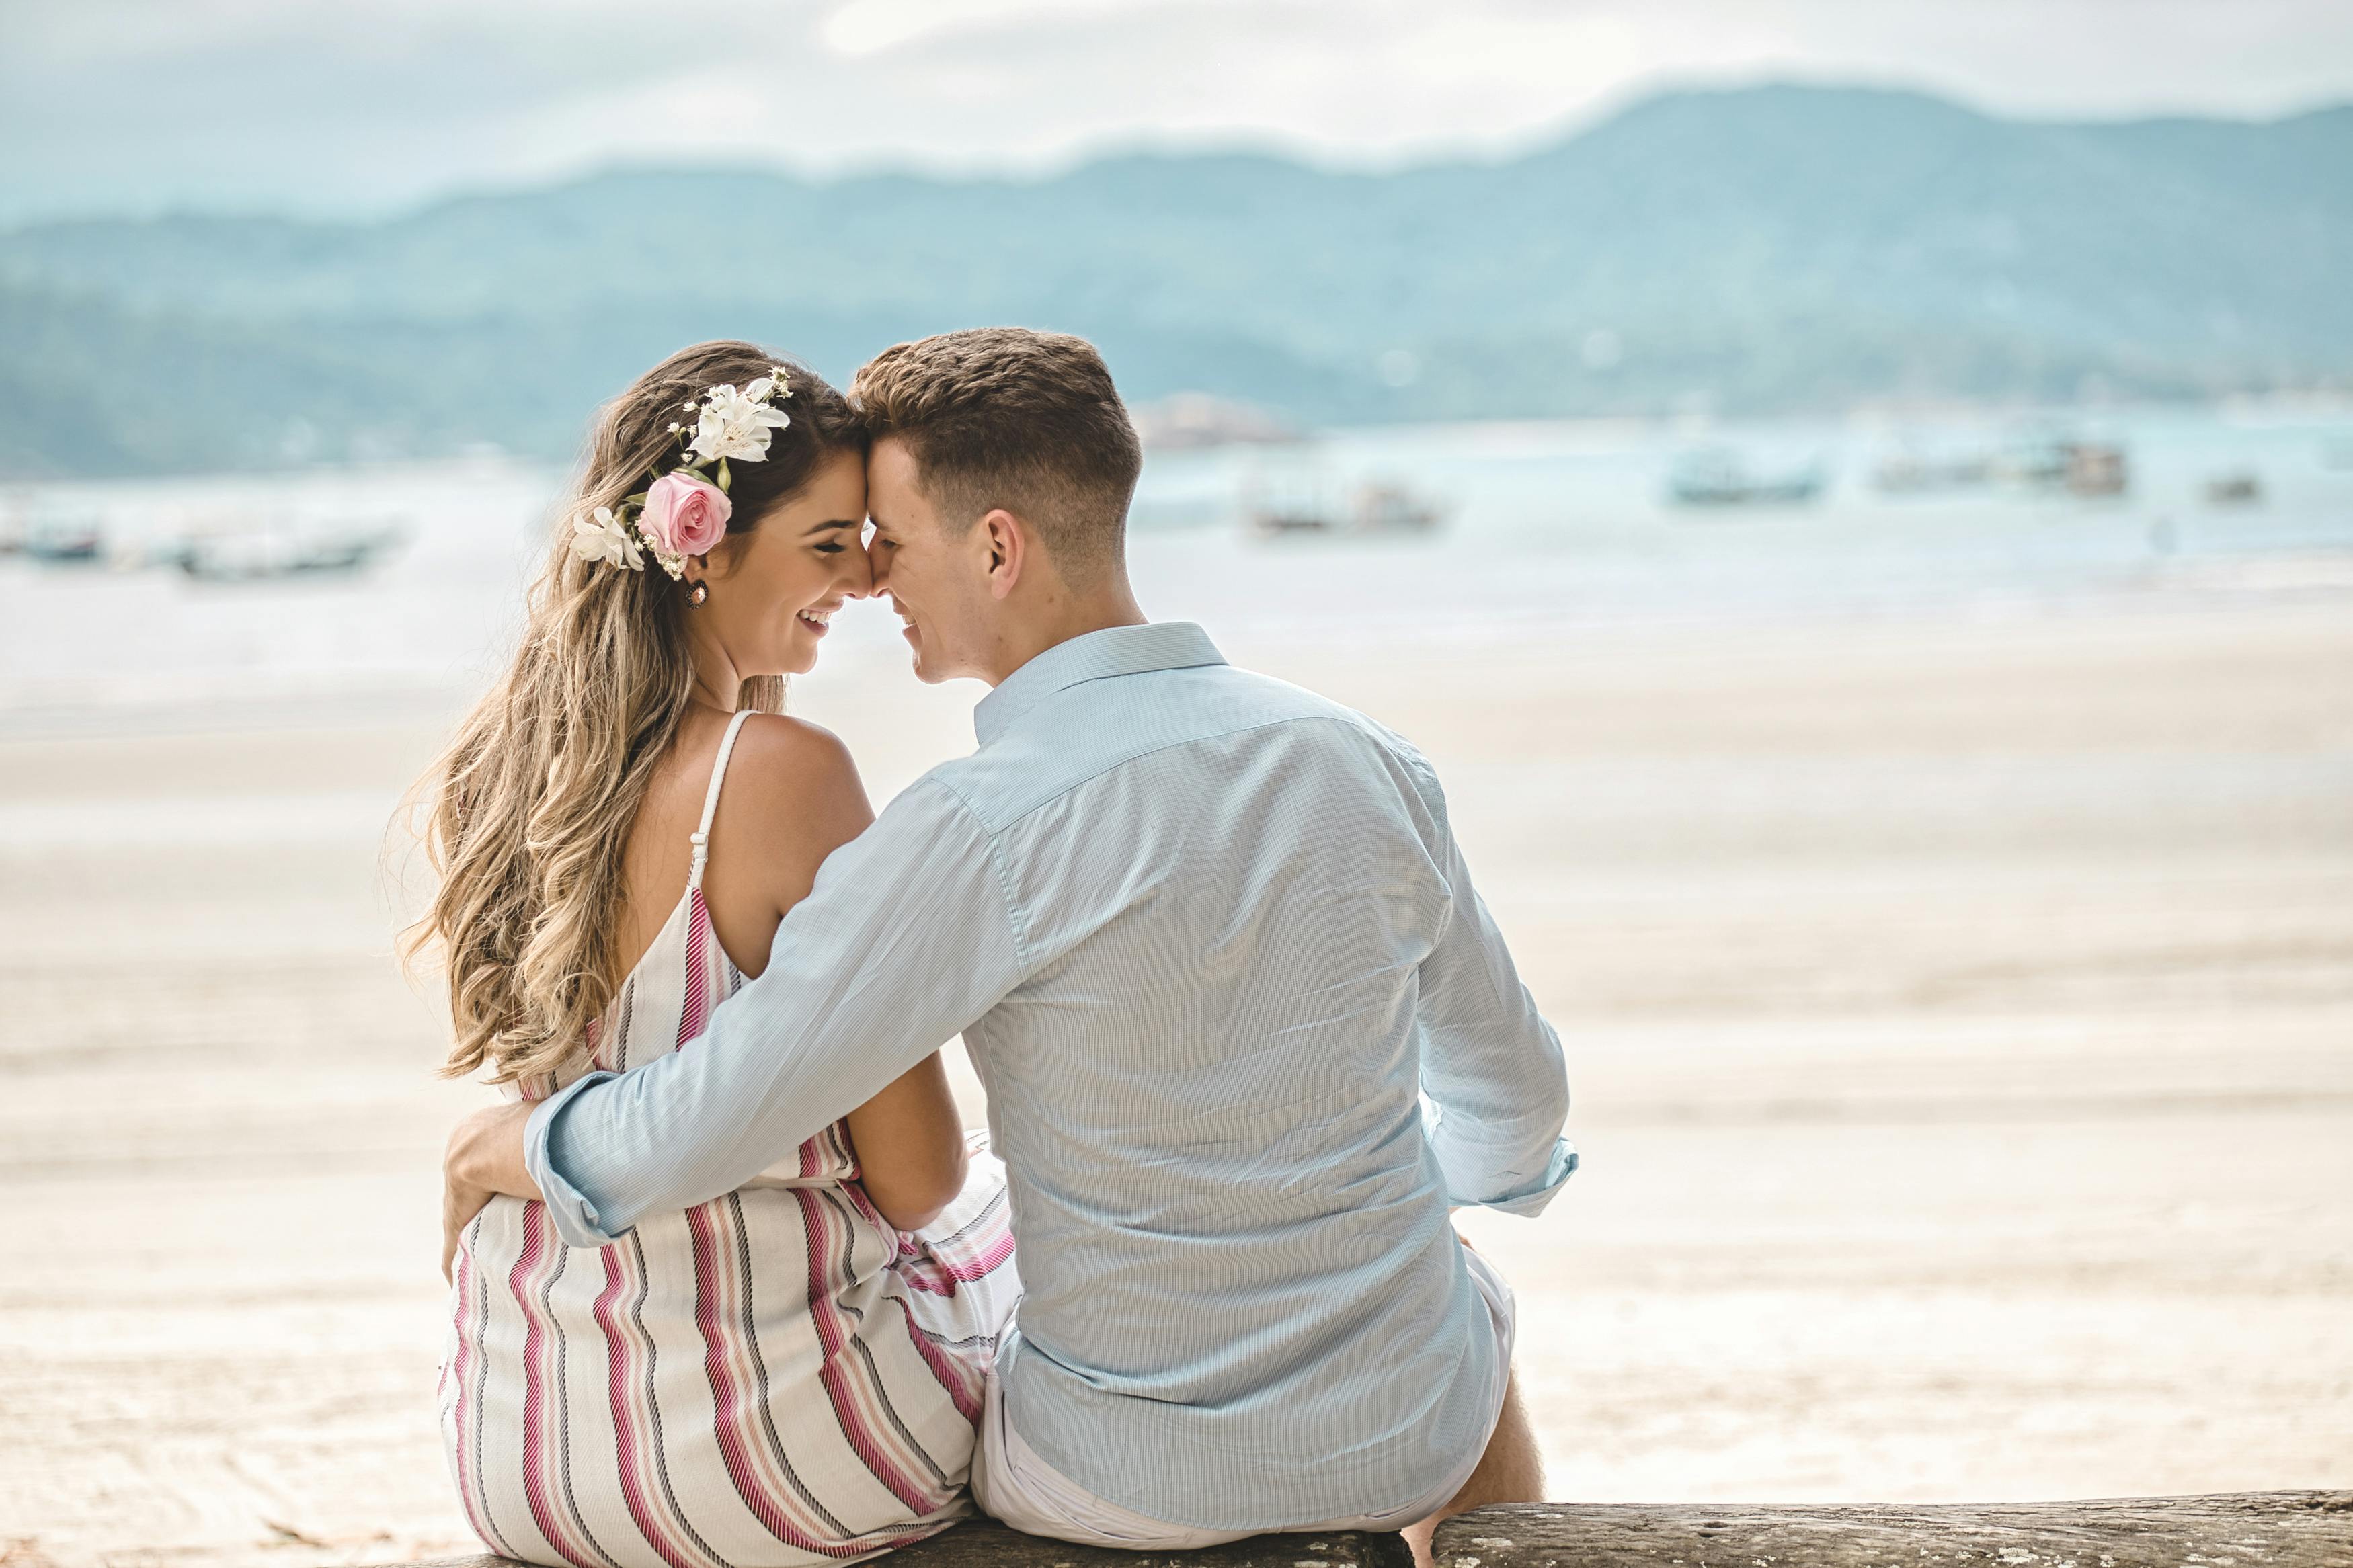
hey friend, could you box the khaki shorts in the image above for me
[970,1245,1517,1549]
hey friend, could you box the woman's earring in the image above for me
[689,581,709,606]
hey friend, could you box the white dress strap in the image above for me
[688,709,757,890]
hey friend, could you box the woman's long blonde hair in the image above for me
[410,341,860,1085]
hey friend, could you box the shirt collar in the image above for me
[973,622,1227,747]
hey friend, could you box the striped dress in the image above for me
[440,710,1023,1568]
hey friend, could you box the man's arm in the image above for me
[526,778,1027,1249]
[1411,766,1576,1216]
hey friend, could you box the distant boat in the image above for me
[1995,430,2129,497]
[1131,394,1304,452]
[1870,450,1992,494]
[21,522,106,563]
[2061,441,2128,497]
[172,522,409,582]
[2202,470,2262,506]
[1251,507,1331,537]
[1666,448,1825,507]
[1245,474,1447,538]
[1350,481,1445,534]
[1993,432,2071,489]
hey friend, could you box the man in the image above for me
[445,327,1574,1559]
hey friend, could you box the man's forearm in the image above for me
[1416,819,1577,1215]
[521,992,957,1247]
[523,779,1030,1249]
[1423,1009,1576,1214]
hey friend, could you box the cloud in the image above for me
[1,0,2348,222]
[821,0,1145,56]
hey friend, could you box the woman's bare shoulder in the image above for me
[713,714,875,886]
[724,713,870,815]
[725,712,859,784]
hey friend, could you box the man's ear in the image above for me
[978,508,1026,601]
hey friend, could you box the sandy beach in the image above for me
[1,582,2348,1567]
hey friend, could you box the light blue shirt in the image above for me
[528,622,1574,1530]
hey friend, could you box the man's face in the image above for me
[865,436,992,684]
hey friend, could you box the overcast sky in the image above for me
[6,0,2351,224]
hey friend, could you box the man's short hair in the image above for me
[850,328,1142,583]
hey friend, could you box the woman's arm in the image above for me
[721,717,972,1233]
[844,1054,969,1231]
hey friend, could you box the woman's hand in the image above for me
[442,1100,543,1280]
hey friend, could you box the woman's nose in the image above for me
[838,538,875,597]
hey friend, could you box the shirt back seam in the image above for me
[922,774,1041,975]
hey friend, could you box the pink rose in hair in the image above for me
[639,472,731,559]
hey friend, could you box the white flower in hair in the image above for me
[569,505,643,571]
[689,377,793,464]
[571,368,795,580]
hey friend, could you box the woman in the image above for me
[413,341,1019,1568]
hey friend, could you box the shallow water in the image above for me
[5,404,2350,723]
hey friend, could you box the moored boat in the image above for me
[1244,468,1449,538]
[1667,448,1825,507]
[173,522,409,581]
[2202,470,2262,506]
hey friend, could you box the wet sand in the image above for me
[1,587,2348,1565]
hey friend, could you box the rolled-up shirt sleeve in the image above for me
[528,778,1027,1249]
[1412,780,1576,1216]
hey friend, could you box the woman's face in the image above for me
[693,448,871,679]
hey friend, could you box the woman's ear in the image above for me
[685,532,740,584]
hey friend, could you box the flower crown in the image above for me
[569,368,795,579]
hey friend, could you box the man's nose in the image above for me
[863,538,890,593]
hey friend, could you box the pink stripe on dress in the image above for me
[916,1229,1018,1288]
[890,1293,987,1423]
[679,893,711,1049]
[795,1190,949,1514]
[685,1196,854,1556]
[594,1243,723,1568]
[511,1203,609,1568]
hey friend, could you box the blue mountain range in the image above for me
[3,83,2347,475]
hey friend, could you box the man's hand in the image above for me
[442,1100,543,1281]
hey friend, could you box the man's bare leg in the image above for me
[1399,1368,1543,1568]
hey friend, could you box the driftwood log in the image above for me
[396,1493,2352,1568]
[1429,1493,2353,1568]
